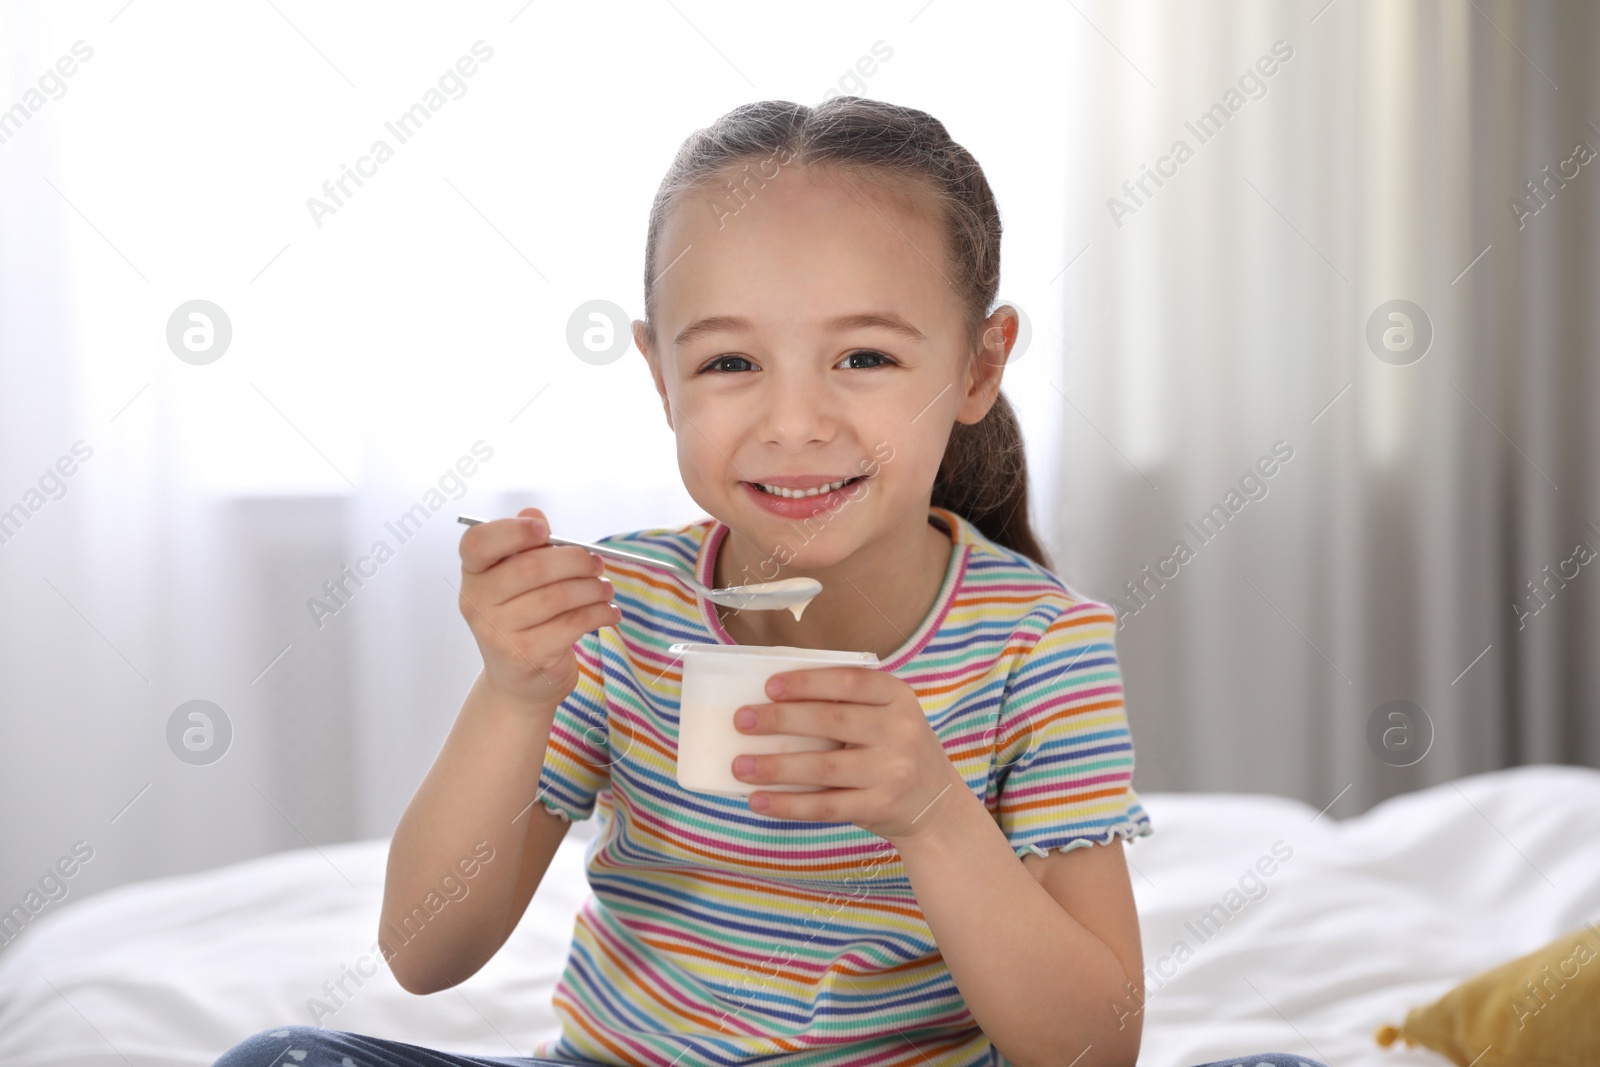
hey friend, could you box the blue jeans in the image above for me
[211,1026,1332,1067]
[210,1027,599,1066]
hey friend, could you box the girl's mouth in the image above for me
[740,475,869,517]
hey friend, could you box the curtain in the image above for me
[0,3,706,894]
[1053,0,1599,815]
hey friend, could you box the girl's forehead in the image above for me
[666,164,941,256]
[655,167,957,336]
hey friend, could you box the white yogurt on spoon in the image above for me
[719,577,822,620]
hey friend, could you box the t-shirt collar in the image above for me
[693,506,971,670]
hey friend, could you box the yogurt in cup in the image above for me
[669,641,881,797]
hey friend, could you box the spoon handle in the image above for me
[455,516,701,592]
[546,536,700,590]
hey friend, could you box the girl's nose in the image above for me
[757,367,835,447]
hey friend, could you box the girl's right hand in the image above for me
[457,507,620,710]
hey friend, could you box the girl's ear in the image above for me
[634,319,674,430]
[953,306,1014,425]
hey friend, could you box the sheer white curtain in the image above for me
[0,2,1080,898]
[1053,0,1599,814]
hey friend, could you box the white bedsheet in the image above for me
[1,764,1596,1067]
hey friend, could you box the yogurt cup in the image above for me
[669,641,881,797]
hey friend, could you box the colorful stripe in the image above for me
[532,507,1153,1066]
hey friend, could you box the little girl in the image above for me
[215,99,1328,1067]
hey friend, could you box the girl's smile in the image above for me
[739,473,869,518]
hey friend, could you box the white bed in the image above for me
[2,764,1596,1067]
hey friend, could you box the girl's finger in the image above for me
[474,544,599,608]
[459,514,549,573]
[497,575,614,631]
[733,746,873,790]
[747,786,855,823]
[765,665,891,705]
[736,700,878,745]
[536,598,625,649]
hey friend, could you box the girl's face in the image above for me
[635,163,1007,572]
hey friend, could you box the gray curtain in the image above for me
[1050,0,1599,816]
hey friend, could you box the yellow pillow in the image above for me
[1375,920,1600,1067]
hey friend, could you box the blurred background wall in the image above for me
[1,0,1595,905]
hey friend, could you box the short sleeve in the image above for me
[534,628,613,822]
[989,599,1154,859]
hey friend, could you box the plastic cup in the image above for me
[669,641,881,797]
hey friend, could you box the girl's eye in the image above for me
[838,350,896,370]
[699,355,755,374]
[697,351,898,374]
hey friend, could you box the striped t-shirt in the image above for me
[530,506,1153,1067]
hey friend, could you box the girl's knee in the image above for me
[212,1025,340,1067]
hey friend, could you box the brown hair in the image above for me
[640,97,1053,570]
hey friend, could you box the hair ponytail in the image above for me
[932,391,1051,569]
[642,97,1053,570]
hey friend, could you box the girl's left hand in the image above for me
[731,667,966,845]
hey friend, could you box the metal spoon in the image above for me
[456,515,822,617]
